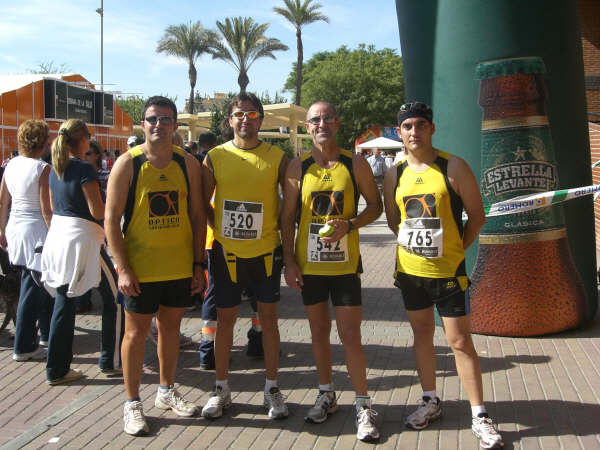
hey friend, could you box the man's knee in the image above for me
[447,332,474,354]
[338,325,362,347]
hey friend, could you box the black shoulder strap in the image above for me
[434,155,464,237]
[172,151,190,193]
[395,160,409,191]
[122,152,147,235]
[297,156,315,224]
[338,153,359,209]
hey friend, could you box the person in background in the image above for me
[384,151,395,170]
[85,139,110,200]
[0,120,53,361]
[42,119,121,385]
[184,141,198,155]
[196,131,217,164]
[366,148,386,193]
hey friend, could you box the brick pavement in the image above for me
[0,216,599,449]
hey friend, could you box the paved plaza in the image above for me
[1,216,599,449]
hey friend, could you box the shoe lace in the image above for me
[128,403,144,421]
[313,391,332,410]
[267,389,287,408]
[170,389,191,408]
[357,407,378,426]
[475,417,499,435]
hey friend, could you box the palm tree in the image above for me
[210,17,289,93]
[273,0,329,105]
[156,21,219,113]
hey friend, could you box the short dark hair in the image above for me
[143,96,177,122]
[89,139,103,154]
[184,141,198,153]
[198,131,217,148]
[306,101,338,119]
[227,92,264,118]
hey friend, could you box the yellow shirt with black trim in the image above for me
[210,140,284,259]
[123,145,193,282]
[394,150,467,286]
[296,149,361,275]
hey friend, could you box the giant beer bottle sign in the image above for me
[476,57,565,242]
[469,56,586,337]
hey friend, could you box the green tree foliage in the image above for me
[273,0,329,105]
[116,94,178,125]
[156,21,219,113]
[210,17,288,93]
[284,44,404,148]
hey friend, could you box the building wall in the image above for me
[580,0,600,122]
[0,76,133,159]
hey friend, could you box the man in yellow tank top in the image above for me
[105,96,206,436]
[201,93,290,420]
[281,101,382,442]
[383,102,503,449]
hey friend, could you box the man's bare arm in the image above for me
[202,155,216,229]
[280,157,303,290]
[383,165,400,235]
[105,153,140,296]
[448,155,485,249]
[184,152,206,294]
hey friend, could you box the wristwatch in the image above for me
[347,220,355,234]
[193,261,207,269]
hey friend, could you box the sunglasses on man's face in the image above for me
[230,110,261,120]
[145,115,175,125]
[306,115,336,125]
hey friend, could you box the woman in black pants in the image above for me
[41,119,122,385]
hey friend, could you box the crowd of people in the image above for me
[0,96,504,449]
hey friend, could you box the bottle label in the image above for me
[480,124,565,237]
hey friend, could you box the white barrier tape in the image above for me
[461,184,600,220]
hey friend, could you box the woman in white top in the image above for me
[0,120,53,361]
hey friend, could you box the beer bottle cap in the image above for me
[476,56,546,79]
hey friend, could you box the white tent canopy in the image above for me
[356,136,404,149]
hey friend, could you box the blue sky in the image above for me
[0,0,402,111]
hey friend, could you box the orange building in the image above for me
[0,74,133,159]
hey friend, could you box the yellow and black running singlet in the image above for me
[210,141,284,258]
[296,149,361,275]
[395,150,466,279]
[123,145,193,282]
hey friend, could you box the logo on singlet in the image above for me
[323,173,332,182]
[159,174,168,182]
[311,191,344,217]
[415,177,424,184]
[148,190,180,230]
[403,193,436,218]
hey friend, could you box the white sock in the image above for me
[423,390,437,401]
[472,405,487,417]
[355,395,371,409]
[319,383,333,392]
[216,380,229,391]
[265,378,278,393]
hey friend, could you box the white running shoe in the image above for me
[201,386,232,419]
[123,401,149,436]
[13,347,46,361]
[264,387,289,419]
[356,406,380,442]
[155,386,198,417]
[472,415,504,448]
[305,391,338,423]
[405,396,441,430]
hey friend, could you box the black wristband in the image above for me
[193,261,207,269]
[347,220,355,234]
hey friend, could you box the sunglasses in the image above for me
[145,115,175,125]
[306,115,336,125]
[399,102,431,114]
[230,110,260,120]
